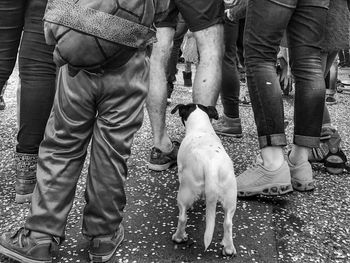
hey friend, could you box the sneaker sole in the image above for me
[291,179,315,192]
[147,161,177,171]
[15,193,33,204]
[89,228,125,263]
[215,131,243,138]
[0,245,51,263]
[238,183,293,197]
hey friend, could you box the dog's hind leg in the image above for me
[172,186,194,243]
[220,189,237,257]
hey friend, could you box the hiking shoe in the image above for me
[14,152,38,203]
[213,116,243,138]
[0,228,58,263]
[237,158,292,197]
[88,225,124,263]
[148,141,180,171]
[286,154,315,192]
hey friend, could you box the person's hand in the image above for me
[224,0,244,21]
[277,57,293,94]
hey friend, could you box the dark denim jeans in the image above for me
[0,0,56,154]
[221,18,241,119]
[244,0,329,149]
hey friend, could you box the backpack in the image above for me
[43,0,169,72]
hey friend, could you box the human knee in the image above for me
[195,24,224,58]
[290,47,323,77]
[152,28,175,56]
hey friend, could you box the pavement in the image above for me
[0,63,350,263]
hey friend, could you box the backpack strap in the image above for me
[44,0,156,48]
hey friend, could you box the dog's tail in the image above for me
[204,165,218,251]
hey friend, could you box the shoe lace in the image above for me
[10,227,60,252]
[10,228,29,247]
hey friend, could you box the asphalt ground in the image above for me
[0,63,349,263]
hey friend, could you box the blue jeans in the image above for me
[0,0,56,154]
[244,0,329,149]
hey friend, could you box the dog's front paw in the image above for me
[221,242,237,257]
[172,232,188,244]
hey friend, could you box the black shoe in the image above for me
[0,228,58,263]
[148,141,180,171]
[88,225,124,263]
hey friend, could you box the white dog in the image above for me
[170,104,237,256]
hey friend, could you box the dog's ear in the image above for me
[171,104,184,115]
[207,106,219,120]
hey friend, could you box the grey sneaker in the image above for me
[148,141,180,171]
[286,155,315,192]
[237,158,292,197]
[0,228,58,263]
[88,225,124,263]
[213,116,243,138]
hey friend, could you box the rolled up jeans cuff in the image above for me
[258,133,287,149]
[294,135,320,148]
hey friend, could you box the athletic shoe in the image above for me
[286,154,315,192]
[237,158,292,197]
[148,141,180,171]
[0,228,58,263]
[88,225,124,263]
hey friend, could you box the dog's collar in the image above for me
[171,103,219,125]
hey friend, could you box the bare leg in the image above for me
[146,27,175,152]
[193,24,224,106]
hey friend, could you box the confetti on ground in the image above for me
[0,64,349,262]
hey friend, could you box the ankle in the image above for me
[289,145,309,165]
[154,138,173,153]
[261,147,285,170]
